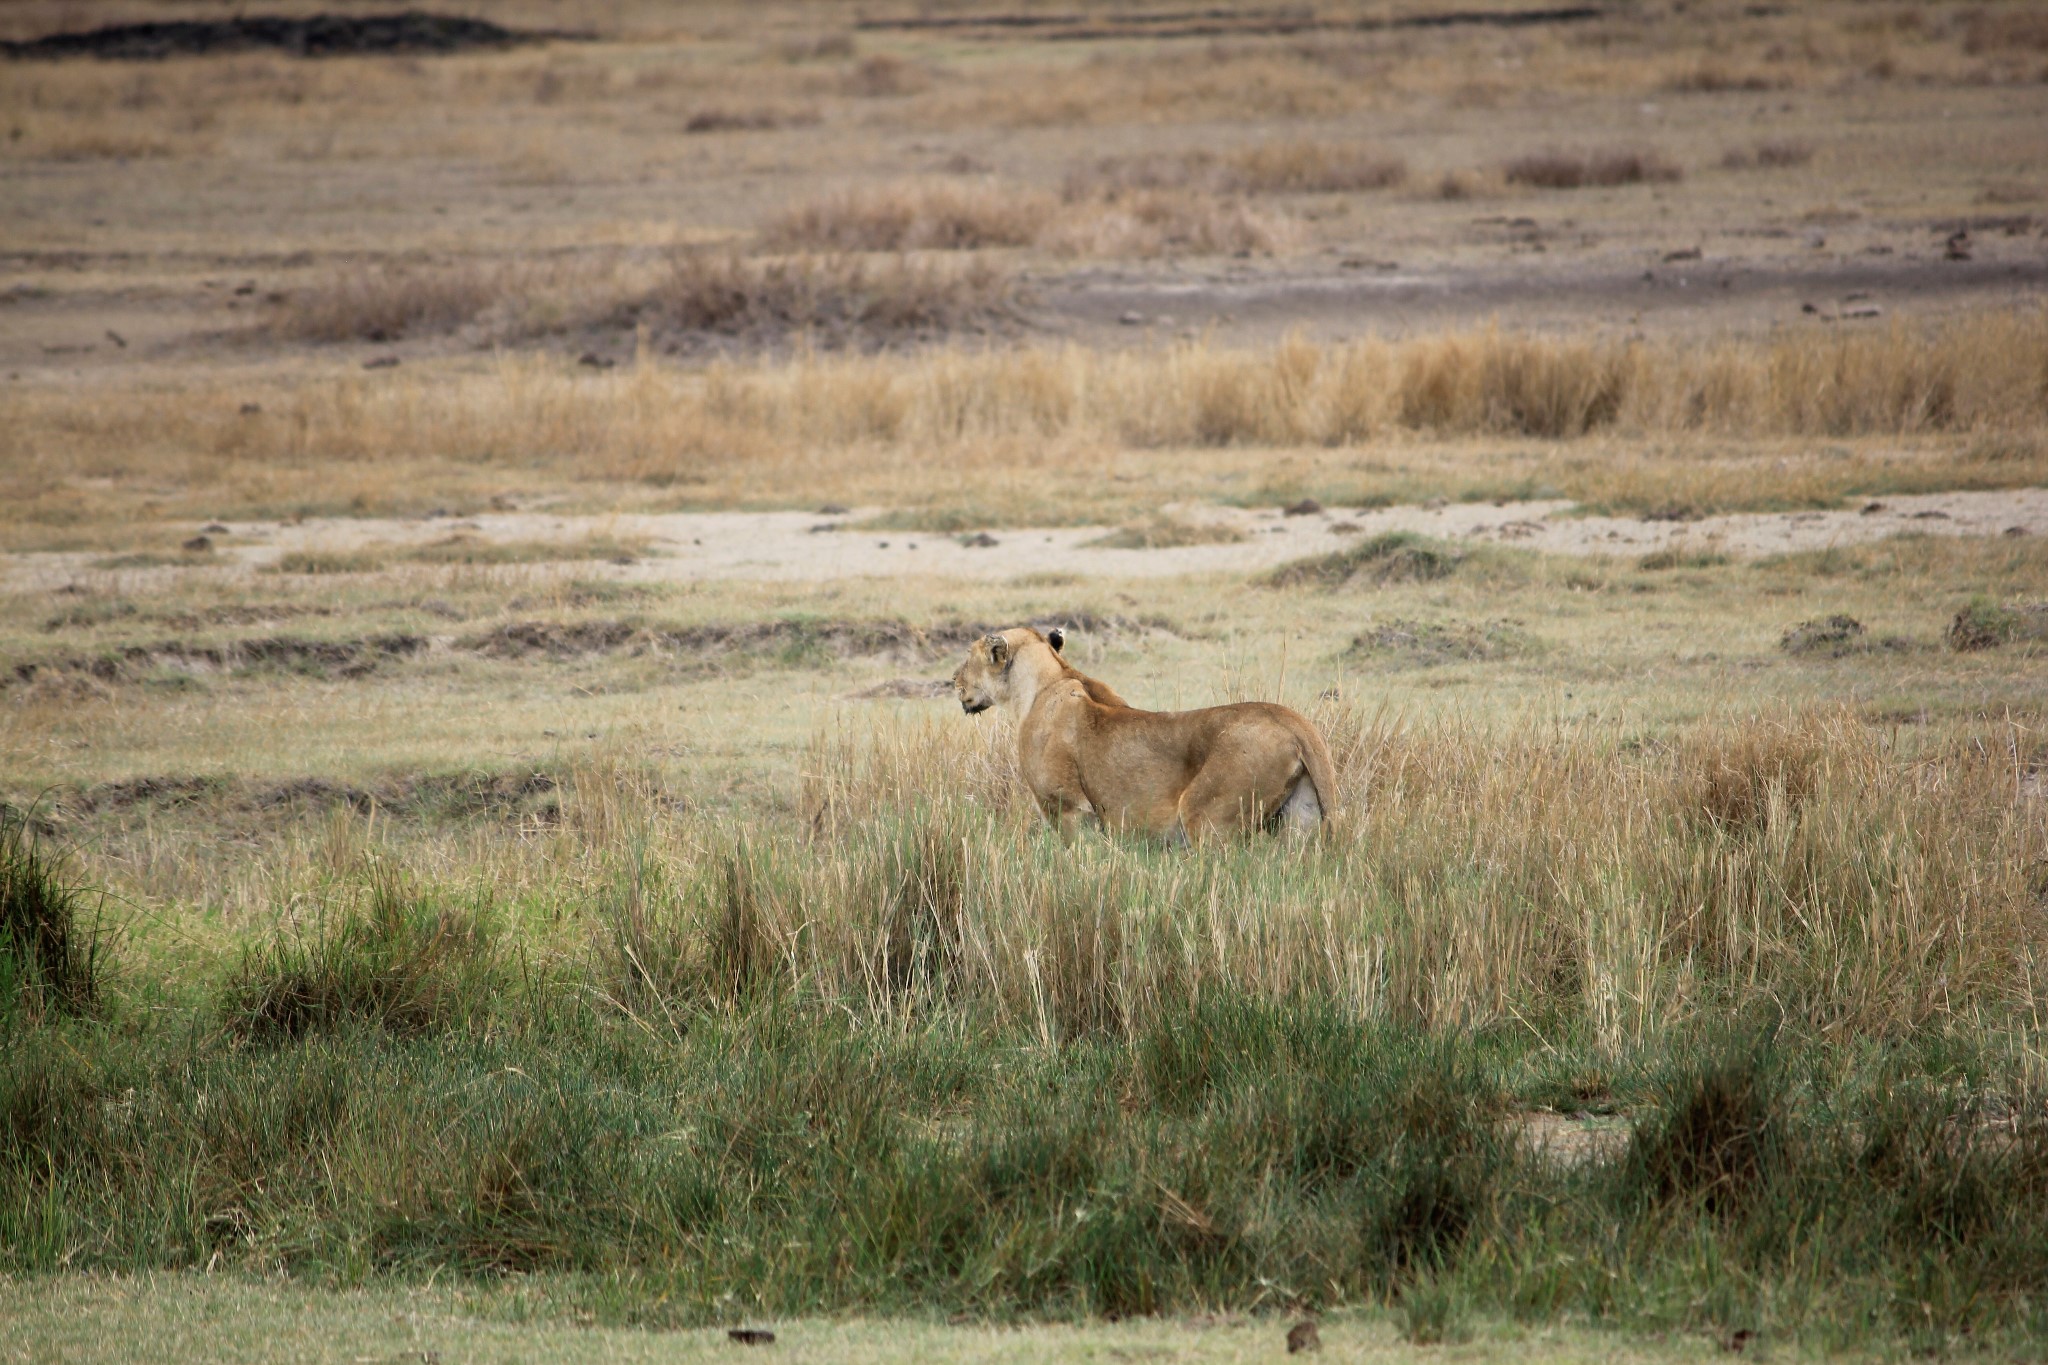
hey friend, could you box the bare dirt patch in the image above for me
[5,491,2043,593]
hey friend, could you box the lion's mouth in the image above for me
[961,698,992,715]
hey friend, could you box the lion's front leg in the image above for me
[1035,792,1096,843]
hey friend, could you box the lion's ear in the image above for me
[1046,627,1065,653]
[985,634,1009,665]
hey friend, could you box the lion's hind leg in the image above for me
[1271,770,1323,833]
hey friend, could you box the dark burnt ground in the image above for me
[0,12,574,61]
[856,4,1604,42]
[1039,250,2048,345]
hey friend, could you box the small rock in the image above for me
[202,522,230,533]
[816,503,850,516]
[105,328,127,348]
[577,351,615,369]
[960,532,999,547]
[1286,1319,1321,1354]
[727,1327,776,1345]
[181,535,213,553]
[1118,310,1144,325]
[1282,498,1323,517]
[1421,496,1448,511]
[1840,303,1883,320]
[1800,301,1819,314]
[238,402,262,416]
[2006,525,2030,537]
[1860,501,1886,515]
[1909,509,1951,520]
[363,355,401,370]
[878,541,890,548]
[807,523,840,534]
[1662,246,1702,262]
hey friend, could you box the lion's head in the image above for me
[953,626,1062,715]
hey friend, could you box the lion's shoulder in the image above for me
[1077,674,1129,708]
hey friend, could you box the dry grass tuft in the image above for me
[1962,10,2048,55]
[770,30,855,63]
[762,182,1052,252]
[266,262,502,343]
[1084,516,1248,550]
[1504,148,1682,190]
[684,105,820,134]
[1044,188,1296,258]
[262,550,389,576]
[1395,330,1632,437]
[765,179,1294,259]
[841,53,933,97]
[1663,62,1788,93]
[633,251,1018,344]
[1722,140,1814,170]
[1067,142,1404,198]
[1222,139,1408,194]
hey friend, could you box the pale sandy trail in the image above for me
[4,489,2041,591]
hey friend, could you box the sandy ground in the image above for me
[6,488,2039,592]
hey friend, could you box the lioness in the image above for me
[953,626,1338,841]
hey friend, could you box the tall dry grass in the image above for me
[267,251,1018,345]
[763,179,1295,258]
[202,312,2048,462]
[9,313,2044,523]
[599,705,2048,1045]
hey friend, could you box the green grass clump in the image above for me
[1344,616,1530,666]
[221,867,505,1039]
[263,550,389,576]
[1946,597,2048,652]
[398,534,647,566]
[0,812,103,1022]
[1262,531,1462,589]
[1083,517,1247,550]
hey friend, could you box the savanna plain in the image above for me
[4,1,2048,1360]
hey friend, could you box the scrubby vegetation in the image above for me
[5,711,2047,1348]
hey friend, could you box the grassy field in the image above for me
[4,0,2048,1357]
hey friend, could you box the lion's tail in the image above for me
[1285,712,1343,828]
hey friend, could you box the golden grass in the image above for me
[762,182,1053,252]
[267,261,506,343]
[7,312,2046,528]
[263,252,1019,346]
[763,180,1295,258]
[1222,139,1408,194]
[1083,516,1249,550]
[1066,141,1406,197]
[1503,148,1683,190]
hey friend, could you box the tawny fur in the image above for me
[953,627,1340,841]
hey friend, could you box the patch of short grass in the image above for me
[1504,147,1682,189]
[1263,531,1463,589]
[397,534,648,566]
[1083,516,1247,550]
[261,550,389,575]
